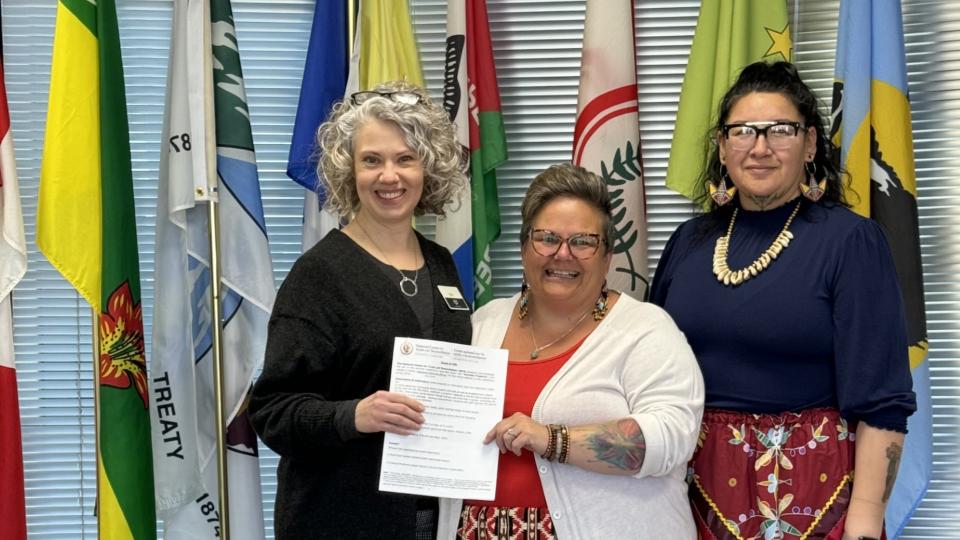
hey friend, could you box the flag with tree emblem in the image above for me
[573,0,648,299]
[439,0,507,307]
[666,0,792,203]
[831,1,930,537]
[150,0,275,537]
[37,1,156,537]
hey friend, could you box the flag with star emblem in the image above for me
[150,0,274,537]
[37,0,156,537]
[831,2,930,537]
[666,0,792,202]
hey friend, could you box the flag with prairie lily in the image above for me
[37,0,156,537]
[831,1,930,536]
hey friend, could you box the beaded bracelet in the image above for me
[541,424,558,461]
[557,424,570,464]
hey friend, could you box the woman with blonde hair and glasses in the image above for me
[439,163,704,539]
[250,81,471,539]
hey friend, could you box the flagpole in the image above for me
[91,308,101,527]
[348,0,356,57]
[207,198,230,540]
[202,0,231,536]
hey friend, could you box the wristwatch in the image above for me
[856,537,879,540]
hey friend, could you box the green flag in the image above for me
[38,0,156,538]
[666,0,792,202]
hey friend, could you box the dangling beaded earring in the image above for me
[708,165,737,206]
[800,160,826,202]
[592,281,609,321]
[518,275,530,320]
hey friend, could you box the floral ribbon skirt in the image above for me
[690,408,857,540]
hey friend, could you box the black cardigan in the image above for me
[250,229,472,539]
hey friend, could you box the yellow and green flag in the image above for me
[666,0,792,202]
[37,1,156,538]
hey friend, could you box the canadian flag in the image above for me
[573,0,648,299]
[0,36,28,540]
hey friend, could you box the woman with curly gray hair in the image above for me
[251,81,472,539]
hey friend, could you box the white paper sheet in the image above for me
[378,337,508,500]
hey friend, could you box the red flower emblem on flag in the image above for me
[98,282,148,409]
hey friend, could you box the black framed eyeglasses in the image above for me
[721,121,806,151]
[529,229,605,259]
[350,90,424,106]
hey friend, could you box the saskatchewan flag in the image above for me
[666,0,792,202]
[37,1,156,538]
[831,2,930,537]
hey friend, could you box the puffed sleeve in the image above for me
[249,256,365,458]
[650,220,691,308]
[622,306,705,478]
[831,219,916,432]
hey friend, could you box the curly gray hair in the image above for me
[317,81,467,218]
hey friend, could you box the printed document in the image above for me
[378,337,507,500]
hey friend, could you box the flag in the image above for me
[150,0,275,538]
[287,0,347,251]
[356,0,424,91]
[340,0,423,192]
[830,2,930,537]
[37,1,157,538]
[0,25,27,539]
[665,0,792,202]
[438,0,507,307]
[572,0,647,299]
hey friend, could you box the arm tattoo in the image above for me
[584,418,646,472]
[882,442,903,502]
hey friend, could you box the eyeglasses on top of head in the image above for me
[721,121,806,151]
[350,90,424,106]
[529,229,605,260]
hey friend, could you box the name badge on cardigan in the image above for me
[437,285,470,311]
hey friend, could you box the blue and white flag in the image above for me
[831,1,930,537]
[151,1,275,538]
[288,0,347,251]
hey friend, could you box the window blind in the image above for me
[4,1,957,537]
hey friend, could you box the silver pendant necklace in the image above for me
[528,308,592,359]
[353,220,420,297]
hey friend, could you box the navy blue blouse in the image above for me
[650,199,915,432]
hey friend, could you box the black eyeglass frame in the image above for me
[527,229,606,260]
[349,90,424,106]
[721,121,807,146]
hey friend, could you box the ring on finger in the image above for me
[506,428,518,437]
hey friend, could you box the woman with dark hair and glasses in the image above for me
[250,81,470,539]
[438,163,704,539]
[651,61,916,540]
